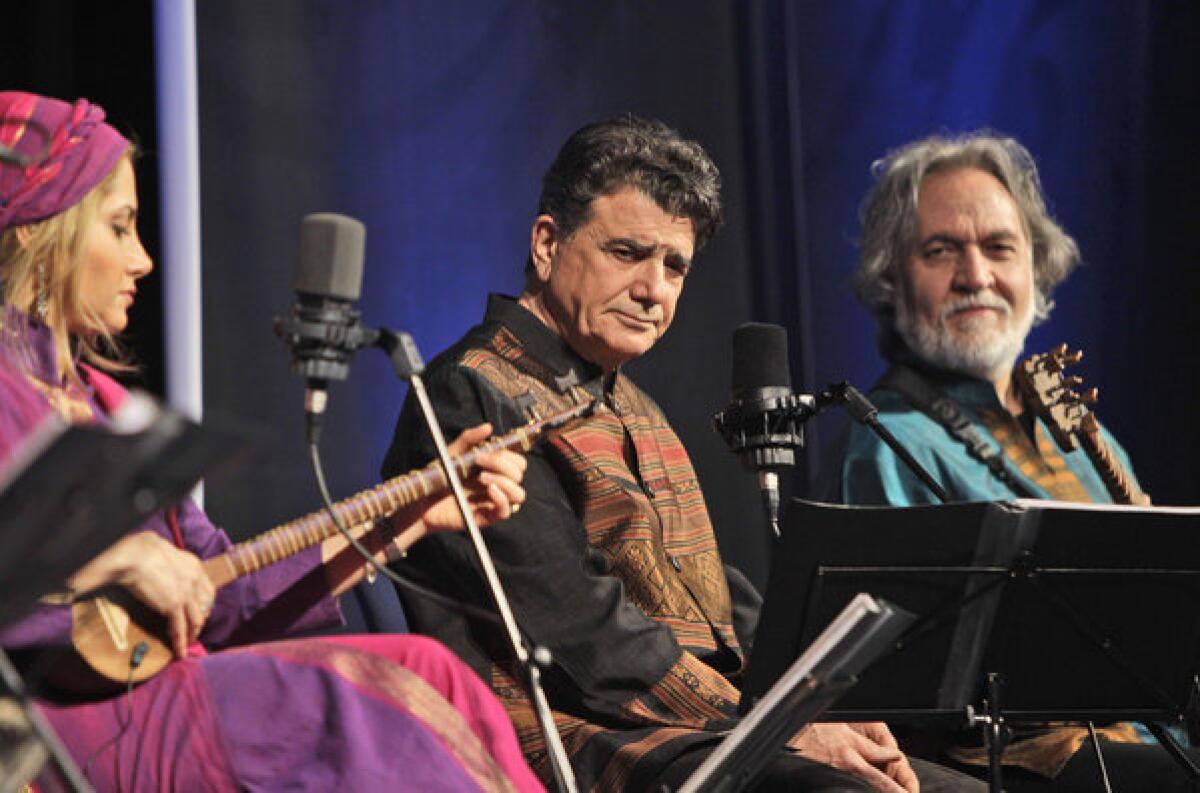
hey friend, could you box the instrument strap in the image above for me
[876,365,1036,499]
[166,505,185,549]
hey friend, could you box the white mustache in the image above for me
[616,308,662,323]
[940,294,1010,322]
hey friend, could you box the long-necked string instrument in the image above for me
[1014,344,1149,506]
[61,400,597,693]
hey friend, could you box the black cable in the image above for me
[82,645,144,786]
[305,439,502,626]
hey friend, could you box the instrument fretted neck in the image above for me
[60,399,598,694]
[1077,412,1141,505]
[1014,345,1149,506]
[204,400,597,588]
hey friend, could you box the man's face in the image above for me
[529,187,695,372]
[896,166,1036,380]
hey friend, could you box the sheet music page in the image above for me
[676,594,883,793]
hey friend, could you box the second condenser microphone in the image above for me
[713,323,816,537]
[714,322,814,470]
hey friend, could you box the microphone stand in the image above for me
[376,329,578,793]
[0,649,93,793]
[818,383,951,504]
[713,381,951,541]
[278,302,577,790]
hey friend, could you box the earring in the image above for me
[34,260,48,322]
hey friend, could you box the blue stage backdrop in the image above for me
[196,1,1197,588]
[196,1,774,580]
[764,1,1197,509]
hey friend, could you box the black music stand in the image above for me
[741,498,1200,792]
[1,394,245,792]
[675,593,913,793]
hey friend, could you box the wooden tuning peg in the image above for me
[1063,349,1084,366]
[1080,387,1099,405]
[1039,357,1062,374]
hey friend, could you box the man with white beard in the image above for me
[813,133,1193,791]
[815,132,1134,508]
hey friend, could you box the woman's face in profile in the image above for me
[74,157,153,335]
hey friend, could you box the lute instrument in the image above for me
[1014,344,1149,506]
[59,400,597,693]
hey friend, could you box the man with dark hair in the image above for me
[384,117,981,792]
[815,132,1193,791]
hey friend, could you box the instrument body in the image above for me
[1014,345,1149,506]
[61,401,596,693]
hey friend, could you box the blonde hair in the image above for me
[0,151,133,382]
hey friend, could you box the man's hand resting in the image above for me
[788,721,919,793]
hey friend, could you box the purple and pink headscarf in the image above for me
[0,91,130,232]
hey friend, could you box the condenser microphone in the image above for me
[275,213,377,439]
[712,323,817,537]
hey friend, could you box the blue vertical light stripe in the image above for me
[154,0,205,503]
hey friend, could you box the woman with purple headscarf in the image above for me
[0,91,544,793]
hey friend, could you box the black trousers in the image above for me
[649,745,988,792]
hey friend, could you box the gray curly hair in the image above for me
[855,131,1080,357]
